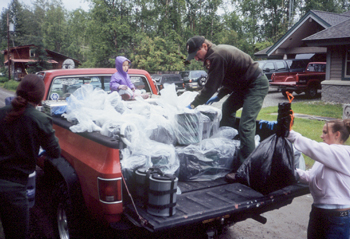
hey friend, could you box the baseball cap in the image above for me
[186,36,205,61]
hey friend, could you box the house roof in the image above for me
[4,59,58,64]
[254,46,271,57]
[303,18,350,46]
[311,10,350,26]
[2,45,81,65]
[255,10,350,58]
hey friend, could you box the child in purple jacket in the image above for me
[110,56,135,100]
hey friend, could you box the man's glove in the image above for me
[206,96,219,105]
[186,104,192,109]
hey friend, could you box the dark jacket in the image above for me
[0,104,61,185]
[191,44,262,107]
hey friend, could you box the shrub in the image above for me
[3,80,19,91]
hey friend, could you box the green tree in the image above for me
[65,9,89,62]
[41,0,68,53]
[300,0,347,14]
[83,0,133,67]
[130,34,186,72]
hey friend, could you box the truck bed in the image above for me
[51,116,309,233]
[123,178,309,232]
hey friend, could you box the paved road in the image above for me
[0,88,15,107]
[0,87,318,239]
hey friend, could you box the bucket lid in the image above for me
[136,167,163,176]
[136,167,149,175]
[151,173,177,182]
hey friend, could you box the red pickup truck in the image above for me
[269,62,326,98]
[35,68,309,239]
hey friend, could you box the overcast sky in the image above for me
[0,0,91,13]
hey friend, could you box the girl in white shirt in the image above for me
[287,119,350,239]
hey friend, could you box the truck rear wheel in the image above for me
[305,85,318,98]
[54,181,86,239]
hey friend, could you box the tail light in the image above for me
[182,83,185,88]
[189,79,192,83]
[97,177,122,204]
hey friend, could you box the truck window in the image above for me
[48,75,111,100]
[130,76,151,93]
[288,60,309,70]
[191,71,206,78]
[276,61,287,70]
[263,62,274,71]
[307,64,325,72]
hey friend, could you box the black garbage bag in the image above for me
[235,134,298,195]
[276,102,293,137]
[235,102,297,195]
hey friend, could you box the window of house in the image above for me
[29,49,35,58]
[345,48,350,78]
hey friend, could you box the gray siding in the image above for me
[329,47,342,81]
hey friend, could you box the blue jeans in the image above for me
[308,205,350,239]
[0,179,29,239]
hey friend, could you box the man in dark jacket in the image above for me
[186,36,269,179]
[0,74,61,239]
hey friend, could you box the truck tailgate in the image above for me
[123,179,309,232]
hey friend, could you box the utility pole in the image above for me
[7,12,11,81]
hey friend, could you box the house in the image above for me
[255,10,350,104]
[3,45,81,80]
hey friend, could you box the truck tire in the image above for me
[305,85,318,98]
[198,77,207,86]
[53,181,86,239]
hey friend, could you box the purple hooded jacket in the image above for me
[110,56,135,92]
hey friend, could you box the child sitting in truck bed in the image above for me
[110,56,148,100]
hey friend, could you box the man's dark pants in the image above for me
[220,74,269,169]
[0,179,29,239]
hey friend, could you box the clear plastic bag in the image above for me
[211,126,239,140]
[197,105,222,138]
[176,138,239,181]
[120,140,179,176]
[174,111,203,145]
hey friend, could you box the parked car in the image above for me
[269,62,326,98]
[180,70,207,91]
[257,59,311,82]
[151,73,185,95]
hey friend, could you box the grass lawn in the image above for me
[240,101,347,169]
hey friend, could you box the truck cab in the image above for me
[38,68,159,101]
